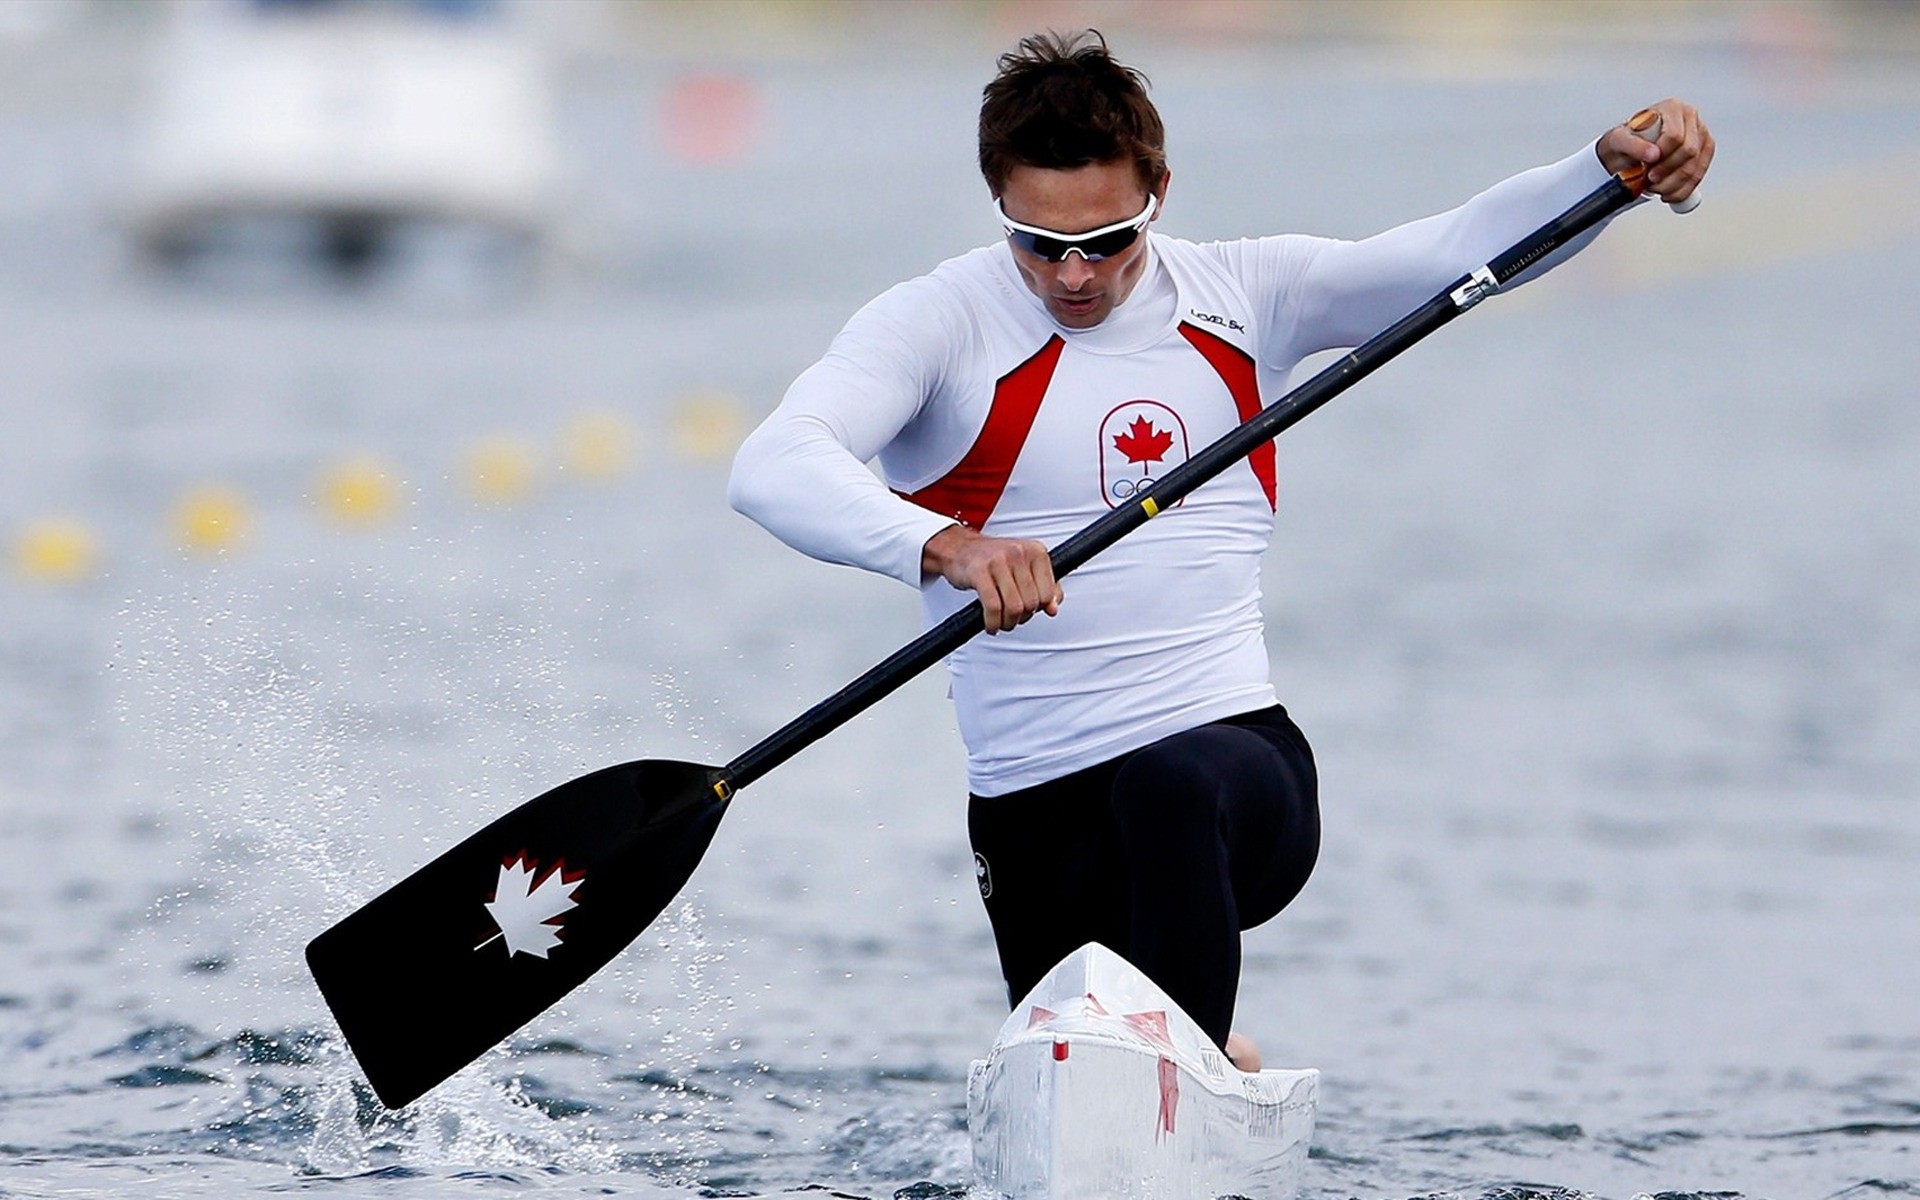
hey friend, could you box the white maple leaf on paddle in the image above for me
[477,854,583,959]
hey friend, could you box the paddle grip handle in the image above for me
[1621,109,1700,214]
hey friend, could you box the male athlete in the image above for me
[729,31,1712,1069]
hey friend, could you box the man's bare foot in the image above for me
[1224,1031,1262,1073]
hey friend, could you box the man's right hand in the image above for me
[921,524,1063,634]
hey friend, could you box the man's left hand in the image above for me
[1596,98,1714,207]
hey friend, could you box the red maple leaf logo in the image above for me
[1113,416,1173,468]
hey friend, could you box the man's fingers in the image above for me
[1624,110,1666,160]
[926,527,1063,633]
[1615,100,1712,207]
[1004,545,1058,627]
[991,556,1032,633]
[1014,544,1061,621]
[981,541,1060,632]
[982,550,1031,633]
[1597,100,1712,204]
[976,565,1008,633]
[1650,128,1713,198]
[1032,548,1063,619]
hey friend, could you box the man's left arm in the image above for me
[1261,99,1715,360]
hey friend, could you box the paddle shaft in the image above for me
[723,173,1645,794]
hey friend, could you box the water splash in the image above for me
[102,558,638,1182]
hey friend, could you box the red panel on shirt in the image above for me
[1178,323,1276,511]
[900,335,1065,531]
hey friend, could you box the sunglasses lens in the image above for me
[1077,227,1142,259]
[1005,230,1047,258]
[1010,225,1142,263]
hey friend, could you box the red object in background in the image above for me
[661,73,762,166]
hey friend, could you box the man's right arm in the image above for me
[728,353,958,590]
[730,275,1063,633]
[732,275,998,587]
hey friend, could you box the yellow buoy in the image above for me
[175,485,249,555]
[317,457,401,526]
[560,411,635,480]
[465,436,538,504]
[671,392,747,462]
[12,516,98,584]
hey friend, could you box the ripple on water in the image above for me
[107,1064,223,1088]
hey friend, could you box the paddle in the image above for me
[308,165,1667,1110]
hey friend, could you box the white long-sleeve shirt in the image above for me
[731,145,1622,795]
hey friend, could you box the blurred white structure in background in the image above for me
[126,0,555,277]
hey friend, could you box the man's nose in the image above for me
[1057,251,1096,290]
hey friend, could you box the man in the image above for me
[729,31,1712,1070]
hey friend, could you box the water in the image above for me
[4,5,1920,1198]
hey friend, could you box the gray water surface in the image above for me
[4,7,1919,1199]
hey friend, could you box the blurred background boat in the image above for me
[123,0,554,278]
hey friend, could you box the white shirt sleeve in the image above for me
[1208,142,1622,367]
[728,276,969,587]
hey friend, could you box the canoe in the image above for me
[967,943,1317,1200]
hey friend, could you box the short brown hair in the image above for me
[978,30,1167,197]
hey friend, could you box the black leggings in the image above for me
[967,705,1319,1048]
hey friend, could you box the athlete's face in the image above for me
[997,160,1167,331]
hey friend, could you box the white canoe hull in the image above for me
[968,944,1316,1200]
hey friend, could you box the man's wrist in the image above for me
[921,523,970,580]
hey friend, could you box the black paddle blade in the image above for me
[305,758,730,1109]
